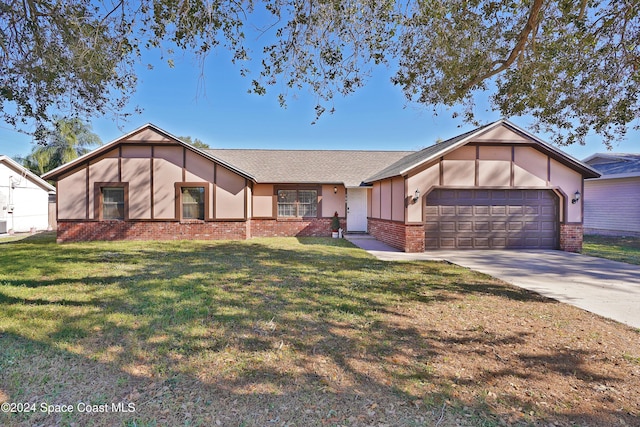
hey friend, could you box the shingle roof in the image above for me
[42,123,256,181]
[207,149,413,187]
[364,124,490,182]
[365,119,600,182]
[583,153,640,177]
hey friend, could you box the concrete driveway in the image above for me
[345,235,640,329]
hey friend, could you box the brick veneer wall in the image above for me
[57,217,347,242]
[405,224,426,252]
[560,223,583,253]
[251,218,345,238]
[368,218,425,252]
[57,220,249,243]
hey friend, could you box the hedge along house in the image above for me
[43,120,599,252]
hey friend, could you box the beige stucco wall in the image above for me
[391,177,405,222]
[444,145,475,160]
[153,146,183,219]
[550,159,582,222]
[442,160,475,186]
[406,163,439,223]
[474,126,528,142]
[253,184,274,217]
[383,126,587,225]
[127,128,174,142]
[59,138,250,221]
[185,150,215,183]
[322,185,345,217]
[88,152,119,219]
[122,145,151,158]
[478,161,510,186]
[478,146,511,187]
[380,179,392,220]
[371,182,381,218]
[57,168,86,219]
[216,166,245,219]
[123,158,152,219]
[121,146,152,219]
[514,147,547,186]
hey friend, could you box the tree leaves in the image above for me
[1,0,639,147]
[17,118,102,175]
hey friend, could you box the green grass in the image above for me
[0,233,482,425]
[582,234,640,265]
[1,232,639,427]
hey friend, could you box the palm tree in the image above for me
[18,118,101,175]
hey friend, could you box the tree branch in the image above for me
[578,0,588,20]
[461,0,545,92]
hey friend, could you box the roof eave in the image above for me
[587,172,640,180]
[42,123,256,182]
[365,119,601,182]
[396,121,507,177]
[0,155,56,192]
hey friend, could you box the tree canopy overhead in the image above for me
[1,0,638,147]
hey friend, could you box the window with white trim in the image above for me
[277,189,318,218]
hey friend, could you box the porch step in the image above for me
[344,233,375,240]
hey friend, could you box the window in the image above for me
[181,187,205,220]
[102,187,125,220]
[277,189,318,218]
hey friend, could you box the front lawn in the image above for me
[583,234,640,265]
[1,233,638,426]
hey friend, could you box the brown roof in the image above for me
[208,149,413,187]
[365,119,600,182]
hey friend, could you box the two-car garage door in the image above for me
[425,189,559,249]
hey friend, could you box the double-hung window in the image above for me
[103,188,125,219]
[277,189,318,218]
[96,183,128,220]
[181,186,205,220]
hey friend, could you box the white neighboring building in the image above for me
[0,155,56,234]
[583,153,640,237]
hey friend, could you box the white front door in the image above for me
[346,188,367,232]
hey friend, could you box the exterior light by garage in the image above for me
[572,190,581,204]
[333,186,337,194]
[412,189,420,203]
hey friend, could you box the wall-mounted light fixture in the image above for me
[412,189,420,203]
[571,190,581,204]
[333,186,337,194]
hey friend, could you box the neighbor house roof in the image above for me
[364,119,600,183]
[583,153,640,179]
[208,149,414,187]
[0,155,56,192]
[42,123,256,181]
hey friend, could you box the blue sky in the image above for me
[0,47,637,161]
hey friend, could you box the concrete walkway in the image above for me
[345,234,640,329]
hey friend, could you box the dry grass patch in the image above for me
[0,233,639,426]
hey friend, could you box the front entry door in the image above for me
[346,188,367,232]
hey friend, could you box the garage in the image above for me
[425,189,559,249]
